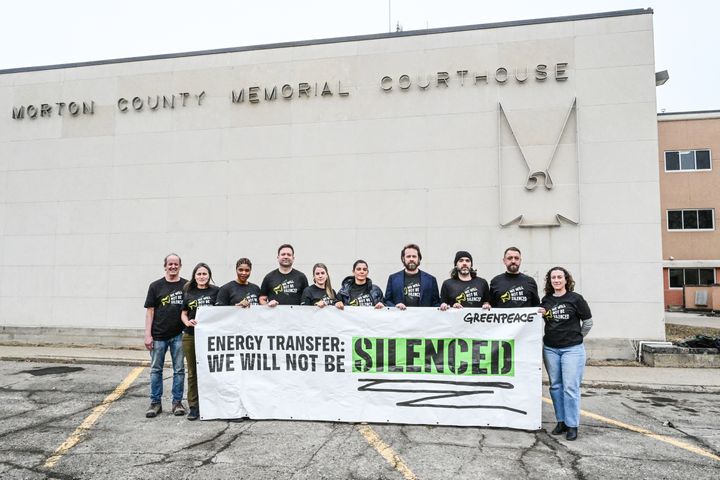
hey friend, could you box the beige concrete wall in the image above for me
[0,11,664,355]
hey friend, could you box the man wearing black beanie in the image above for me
[439,251,490,310]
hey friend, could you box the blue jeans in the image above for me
[149,333,185,404]
[543,343,586,428]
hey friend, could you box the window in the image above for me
[668,268,716,288]
[664,149,711,171]
[667,209,714,230]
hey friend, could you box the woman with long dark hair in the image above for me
[301,263,337,307]
[539,266,593,441]
[335,260,384,309]
[181,262,219,421]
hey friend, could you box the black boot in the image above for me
[566,427,578,441]
[551,422,567,435]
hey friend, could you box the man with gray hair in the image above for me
[143,253,187,418]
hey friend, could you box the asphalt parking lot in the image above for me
[1,360,718,479]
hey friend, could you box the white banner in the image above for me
[195,306,542,429]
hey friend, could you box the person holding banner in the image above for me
[260,244,309,306]
[439,251,490,310]
[216,258,261,308]
[489,247,540,308]
[301,263,337,307]
[383,243,440,309]
[181,263,219,421]
[539,266,593,441]
[335,260,385,309]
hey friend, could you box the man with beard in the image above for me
[439,251,490,310]
[383,244,440,309]
[489,247,540,308]
[260,244,309,306]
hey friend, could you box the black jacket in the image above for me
[336,276,384,306]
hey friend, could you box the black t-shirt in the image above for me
[349,283,375,306]
[260,269,308,305]
[490,272,540,308]
[440,277,490,308]
[144,277,187,340]
[182,285,220,335]
[301,284,337,306]
[216,281,261,306]
[541,291,592,348]
[403,272,421,307]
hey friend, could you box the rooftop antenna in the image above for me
[388,0,391,33]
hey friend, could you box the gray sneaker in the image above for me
[172,401,186,416]
[145,403,162,418]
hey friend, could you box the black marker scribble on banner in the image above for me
[357,378,527,415]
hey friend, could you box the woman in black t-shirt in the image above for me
[538,266,593,441]
[216,258,261,307]
[181,262,219,421]
[335,260,385,309]
[301,263,337,307]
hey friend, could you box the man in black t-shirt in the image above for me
[260,244,309,306]
[489,247,540,308]
[144,253,187,418]
[439,251,490,310]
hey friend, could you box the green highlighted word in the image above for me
[352,337,514,376]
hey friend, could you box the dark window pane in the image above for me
[683,210,699,229]
[668,211,683,229]
[669,268,683,288]
[665,151,680,170]
[699,268,715,285]
[696,150,711,170]
[680,151,695,170]
[685,269,699,285]
[698,209,714,229]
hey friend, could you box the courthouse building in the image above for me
[0,9,663,358]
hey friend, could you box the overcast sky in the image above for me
[1,1,714,112]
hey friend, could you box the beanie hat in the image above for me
[454,251,473,266]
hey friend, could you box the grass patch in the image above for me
[666,323,720,343]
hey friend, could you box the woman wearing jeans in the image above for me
[539,266,593,441]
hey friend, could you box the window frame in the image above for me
[668,268,716,289]
[666,208,715,231]
[664,149,712,172]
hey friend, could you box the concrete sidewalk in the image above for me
[665,311,720,328]
[1,344,718,394]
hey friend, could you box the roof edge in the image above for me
[0,8,652,75]
[658,110,720,121]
